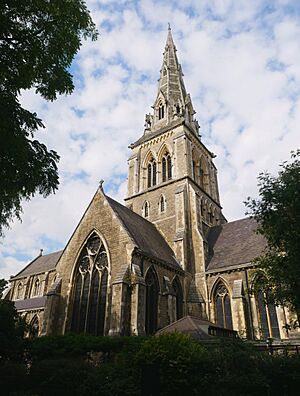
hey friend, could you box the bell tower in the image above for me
[125,27,225,316]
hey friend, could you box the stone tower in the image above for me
[125,27,225,317]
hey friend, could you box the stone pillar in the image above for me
[231,280,247,338]
[130,264,146,335]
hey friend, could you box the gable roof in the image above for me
[206,217,266,271]
[106,196,181,271]
[12,250,62,279]
[156,315,237,340]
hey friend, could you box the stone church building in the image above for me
[7,29,298,340]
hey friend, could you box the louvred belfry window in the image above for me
[71,233,109,335]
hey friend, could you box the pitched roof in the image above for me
[12,250,62,279]
[106,196,181,271]
[14,296,46,311]
[206,217,266,271]
[156,316,237,340]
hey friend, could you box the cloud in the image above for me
[1,0,300,279]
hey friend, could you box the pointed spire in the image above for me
[146,27,199,136]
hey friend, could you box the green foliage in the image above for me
[245,150,300,315]
[0,0,98,236]
[2,333,300,396]
[0,280,28,361]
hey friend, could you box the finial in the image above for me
[168,22,171,30]
[39,249,43,256]
[98,179,104,191]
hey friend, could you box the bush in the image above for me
[3,333,300,396]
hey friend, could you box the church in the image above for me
[7,28,298,340]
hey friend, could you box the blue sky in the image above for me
[1,0,300,279]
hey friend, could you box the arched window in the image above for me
[214,282,233,329]
[158,102,164,120]
[33,279,40,296]
[147,158,157,188]
[162,153,172,182]
[255,286,280,339]
[172,277,183,321]
[145,267,159,335]
[160,196,165,213]
[144,201,149,218]
[16,282,23,299]
[208,207,213,224]
[199,165,204,188]
[71,233,109,336]
[29,315,40,338]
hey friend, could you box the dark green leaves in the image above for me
[0,0,98,236]
[245,150,300,315]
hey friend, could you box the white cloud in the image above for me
[1,0,300,279]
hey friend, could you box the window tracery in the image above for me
[16,282,23,300]
[33,278,40,296]
[147,158,157,188]
[162,153,172,182]
[158,102,165,120]
[255,286,280,339]
[145,267,159,335]
[214,282,233,329]
[71,233,109,335]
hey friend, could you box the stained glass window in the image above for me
[71,233,109,335]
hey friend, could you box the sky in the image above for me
[1,0,300,279]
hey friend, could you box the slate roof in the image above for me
[14,296,46,311]
[206,217,266,271]
[106,196,181,271]
[12,250,62,279]
[156,316,237,340]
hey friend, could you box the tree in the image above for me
[245,150,300,317]
[0,0,98,236]
[0,279,28,360]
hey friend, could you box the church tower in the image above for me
[125,27,225,316]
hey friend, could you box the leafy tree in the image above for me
[0,279,28,361]
[0,0,98,236]
[245,150,300,317]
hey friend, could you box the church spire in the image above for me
[144,26,199,136]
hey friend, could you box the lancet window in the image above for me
[144,201,149,218]
[16,282,23,299]
[160,196,166,213]
[71,233,109,336]
[158,102,165,120]
[255,288,280,339]
[214,282,233,329]
[147,158,157,188]
[29,315,40,338]
[33,279,40,296]
[172,277,183,321]
[162,153,172,182]
[145,267,159,335]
